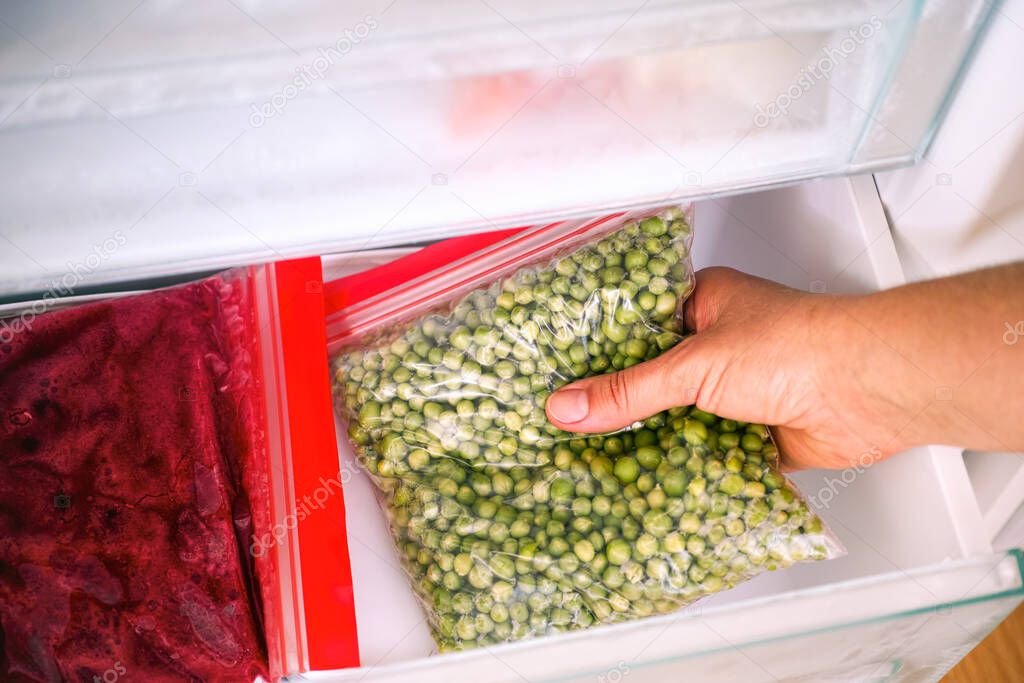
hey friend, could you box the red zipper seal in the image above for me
[323,227,527,316]
[266,258,360,671]
[325,212,625,347]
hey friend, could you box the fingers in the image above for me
[545,268,748,434]
[546,341,704,433]
[545,266,784,434]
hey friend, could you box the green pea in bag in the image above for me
[326,206,842,652]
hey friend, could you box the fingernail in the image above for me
[547,389,589,424]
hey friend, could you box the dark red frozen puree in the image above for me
[0,275,269,682]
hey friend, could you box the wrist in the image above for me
[808,292,928,457]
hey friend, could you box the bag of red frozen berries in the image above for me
[0,258,357,682]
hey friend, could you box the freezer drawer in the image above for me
[0,0,1000,297]
[310,550,1024,683]
[0,176,1014,681]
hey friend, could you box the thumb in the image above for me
[545,340,705,433]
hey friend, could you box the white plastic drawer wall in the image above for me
[304,551,1024,683]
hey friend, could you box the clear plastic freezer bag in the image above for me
[327,207,842,651]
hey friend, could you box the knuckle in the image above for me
[693,359,728,415]
[604,371,632,415]
[663,341,702,404]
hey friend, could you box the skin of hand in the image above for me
[545,264,1024,470]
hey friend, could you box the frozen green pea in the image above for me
[719,432,741,450]
[654,292,677,317]
[743,481,766,498]
[642,510,672,537]
[725,518,745,537]
[606,539,631,565]
[574,539,596,563]
[719,473,745,496]
[663,470,687,497]
[679,512,701,534]
[646,488,667,510]
[640,217,667,236]
[628,497,649,519]
[614,457,640,484]
[636,445,662,470]
[624,338,648,359]
[687,477,706,497]
[741,433,764,452]
[686,536,706,555]
[704,460,725,481]
[409,449,430,471]
[550,477,574,502]
[683,419,708,445]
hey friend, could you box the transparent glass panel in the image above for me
[302,550,1024,683]
[0,1,999,295]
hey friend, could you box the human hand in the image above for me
[544,267,897,470]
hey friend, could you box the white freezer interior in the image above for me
[321,176,995,675]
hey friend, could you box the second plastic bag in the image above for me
[0,258,359,681]
[327,207,840,651]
